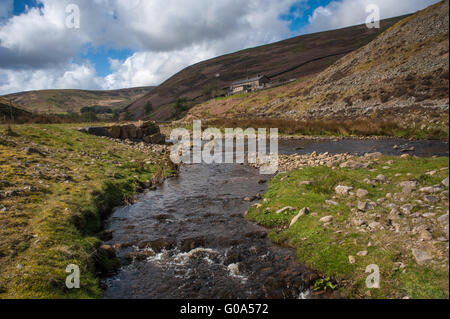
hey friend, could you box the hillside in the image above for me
[0,97,32,121]
[124,16,407,120]
[187,0,449,131]
[2,87,153,115]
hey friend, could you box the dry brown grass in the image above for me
[205,118,448,139]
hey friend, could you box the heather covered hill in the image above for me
[187,1,449,133]
[124,16,407,120]
[2,87,153,115]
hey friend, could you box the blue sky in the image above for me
[0,0,440,94]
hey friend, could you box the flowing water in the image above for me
[103,138,448,299]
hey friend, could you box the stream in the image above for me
[103,138,449,299]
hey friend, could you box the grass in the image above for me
[246,156,449,298]
[0,124,176,298]
[204,118,449,140]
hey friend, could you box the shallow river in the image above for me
[103,138,448,299]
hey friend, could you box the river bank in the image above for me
[247,152,449,298]
[0,124,177,298]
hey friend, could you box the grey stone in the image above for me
[356,189,369,198]
[411,248,433,265]
[320,216,334,223]
[335,185,353,196]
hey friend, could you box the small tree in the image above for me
[174,98,188,113]
[145,101,153,115]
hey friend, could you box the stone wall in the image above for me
[80,121,166,144]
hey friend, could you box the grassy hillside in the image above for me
[0,124,176,298]
[247,155,449,298]
[124,16,407,121]
[187,1,449,135]
[3,87,153,115]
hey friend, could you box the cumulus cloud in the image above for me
[303,0,441,34]
[0,0,442,94]
[0,0,298,94]
[0,63,102,94]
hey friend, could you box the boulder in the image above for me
[139,121,160,136]
[107,126,121,138]
[143,133,166,145]
[335,185,353,196]
[87,127,108,136]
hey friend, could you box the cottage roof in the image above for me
[231,75,267,86]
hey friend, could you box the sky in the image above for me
[0,0,441,95]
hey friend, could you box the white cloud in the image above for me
[0,63,102,94]
[0,0,442,94]
[303,0,441,34]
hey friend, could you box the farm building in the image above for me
[229,75,271,94]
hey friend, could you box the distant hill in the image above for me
[2,87,154,115]
[187,1,449,129]
[124,15,407,121]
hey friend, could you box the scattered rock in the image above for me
[325,199,338,206]
[320,215,334,223]
[348,256,356,264]
[357,251,368,257]
[388,208,402,221]
[419,230,433,241]
[399,180,418,189]
[356,189,369,198]
[411,248,433,265]
[442,177,449,188]
[357,201,373,212]
[368,221,381,230]
[424,195,440,203]
[437,213,449,224]
[340,161,364,169]
[276,206,296,214]
[375,174,387,183]
[290,207,309,227]
[335,185,353,196]
[420,186,443,194]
